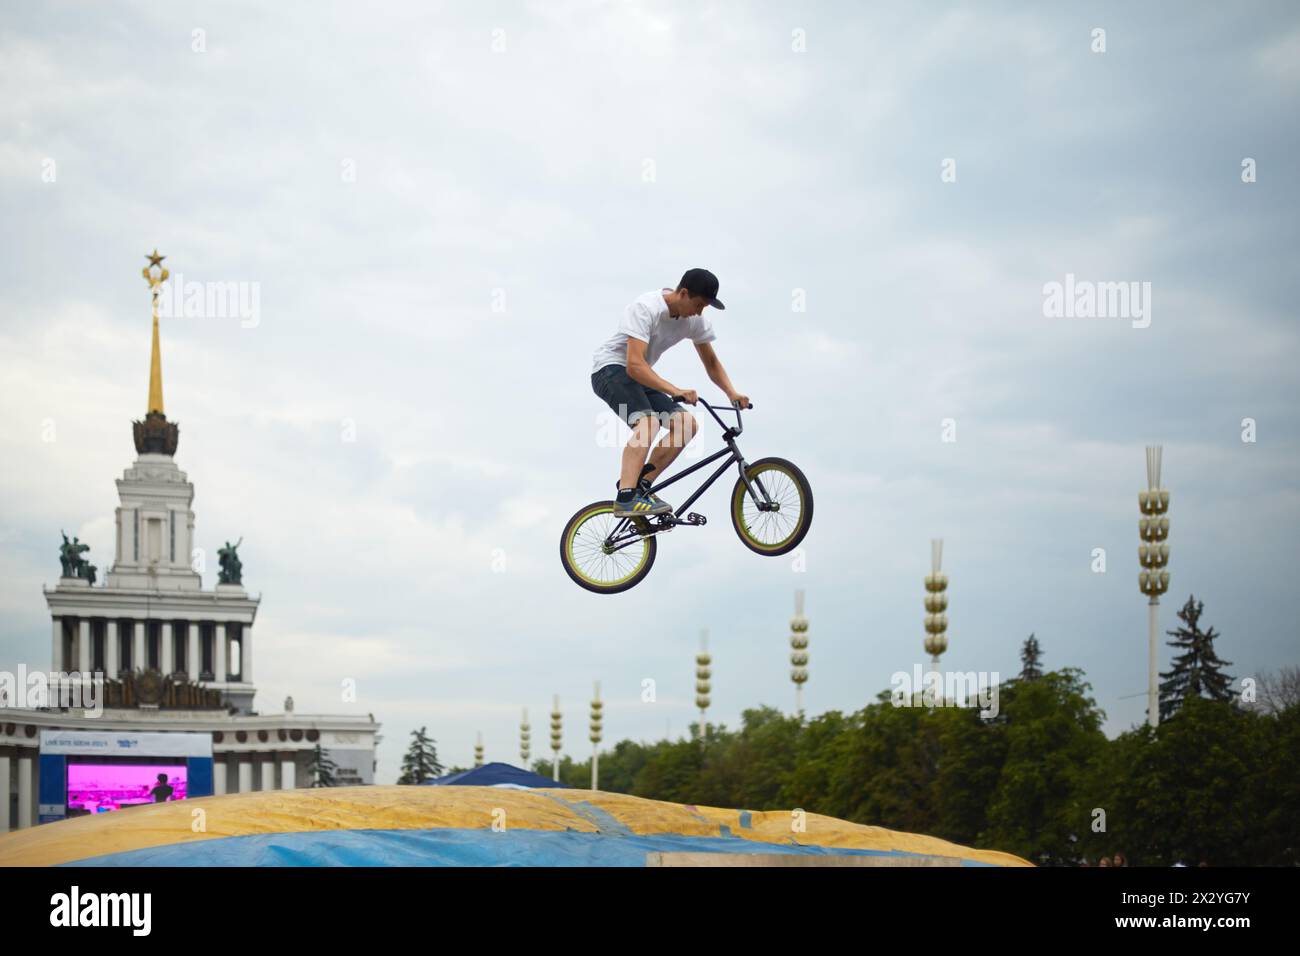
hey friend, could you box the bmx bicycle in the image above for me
[560,395,813,594]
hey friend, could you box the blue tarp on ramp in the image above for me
[0,786,1034,867]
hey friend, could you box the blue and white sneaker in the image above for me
[638,481,673,513]
[613,488,672,516]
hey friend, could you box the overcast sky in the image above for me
[1,1,1297,782]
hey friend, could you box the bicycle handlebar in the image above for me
[669,396,753,411]
[669,395,751,436]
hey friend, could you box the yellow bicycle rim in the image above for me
[733,464,805,552]
[566,505,651,588]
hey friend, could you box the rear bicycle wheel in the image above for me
[731,457,813,556]
[560,501,658,594]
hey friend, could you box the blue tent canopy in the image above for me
[421,762,568,789]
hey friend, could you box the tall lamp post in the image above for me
[790,591,809,718]
[589,681,603,791]
[1139,445,1170,729]
[550,694,563,782]
[695,630,711,737]
[519,708,531,767]
[923,539,949,708]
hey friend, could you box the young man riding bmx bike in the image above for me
[589,268,750,516]
[566,268,811,593]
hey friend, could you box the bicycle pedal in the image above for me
[686,512,707,526]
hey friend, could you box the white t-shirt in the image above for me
[591,289,717,374]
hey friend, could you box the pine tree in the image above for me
[1020,634,1044,680]
[397,726,445,784]
[305,743,339,788]
[1159,594,1235,721]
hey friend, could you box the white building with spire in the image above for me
[0,252,379,833]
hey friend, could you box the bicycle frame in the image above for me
[604,398,776,550]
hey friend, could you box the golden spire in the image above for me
[141,249,168,415]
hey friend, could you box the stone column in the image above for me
[259,756,274,792]
[241,625,252,684]
[78,619,91,675]
[161,622,174,675]
[214,756,227,795]
[51,619,63,672]
[279,752,296,791]
[0,747,11,834]
[133,622,145,673]
[214,624,227,683]
[17,751,33,830]
[237,757,252,794]
[106,620,119,678]
[187,626,200,681]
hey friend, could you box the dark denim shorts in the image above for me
[591,363,684,428]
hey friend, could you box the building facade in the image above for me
[0,253,379,833]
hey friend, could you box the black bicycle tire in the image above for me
[560,500,658,594]
[730,457,814,557]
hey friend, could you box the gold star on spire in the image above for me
[141,249,168,415]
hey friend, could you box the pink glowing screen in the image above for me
[66,764,189,813]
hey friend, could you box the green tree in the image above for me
[1255,700,1300,865]
[305,743,338,788]
[933,701,1009,848]
[1084,696,1277,866]
[983,669,1107,865]
[631,737,706,803]
[1159,594,1234,721]
[511,660,1295,865]
[698,708,801,810]
[780,709,853,812]
[1020,634,1044,680]
[825,694,940,835]
[1079,721,1159,865]
[594,739,653,794]
[1134,697,1265,865]
[397,726,444,784]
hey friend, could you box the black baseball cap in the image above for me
[678,268,725,310]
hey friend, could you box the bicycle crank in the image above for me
[645,512,707,531]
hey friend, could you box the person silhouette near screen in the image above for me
[150,773,175,803]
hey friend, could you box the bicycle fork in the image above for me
[725,434,780,514]
[736,457,779,512]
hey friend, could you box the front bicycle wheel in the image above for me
[731,457,813,556]
[560,501,658,594]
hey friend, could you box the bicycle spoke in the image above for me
[741,467,803,546]
[569,510,650,585]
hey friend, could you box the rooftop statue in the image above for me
[58,531,97,584]
[218,537,244,585]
